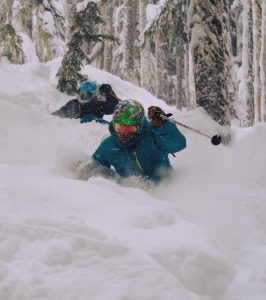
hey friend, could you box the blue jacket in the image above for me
[92,119,186,181]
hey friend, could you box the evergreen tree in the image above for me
[56,1,117,95]
[0,24,25,64]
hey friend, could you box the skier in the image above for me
[52,81,121,120]
[75,99,186,182]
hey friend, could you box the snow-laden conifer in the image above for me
[56,1,117,95]
[0,24,25,64]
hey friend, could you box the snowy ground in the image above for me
[0,58,266,300]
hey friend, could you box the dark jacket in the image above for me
[92,118,186,181]
[52,93,120,119]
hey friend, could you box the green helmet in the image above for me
[113,100,145,126]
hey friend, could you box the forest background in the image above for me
[1,0,266,138]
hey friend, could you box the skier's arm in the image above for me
[98,95,119,115]
[92,139,112,168]
[148,106,186,153]
[153,121,186,153]
[52,100,81,119]
[90,138,118,178]
[98,84,121,115]
[73,158,116,181]
[80,114,110,125]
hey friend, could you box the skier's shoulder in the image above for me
[96,134,115,152]
[92,135,116,166]
[148,119,180,135]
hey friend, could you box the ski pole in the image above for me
[160,114,222,146]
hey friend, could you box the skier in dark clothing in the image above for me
[52,81,121,120]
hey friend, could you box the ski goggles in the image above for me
[114,123,138,135]
[78,90,94,101]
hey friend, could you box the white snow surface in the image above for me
[0,58,266,300]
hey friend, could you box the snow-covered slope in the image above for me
[0,58,266,300]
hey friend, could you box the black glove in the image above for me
[148,106,173,127]
[147,106,166,127]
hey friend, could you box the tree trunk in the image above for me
[252,0,262,123]
[123,0,138,81]
[188,0,231,127]
[239,0,254,127]
[65,0,76,41]
[139,0,149,88]
[155,30,169,102]
[183,0,191,110]
[188,46,197,109]
[5,0,13,24]
[224,0,238,119]
[261,0,266,121]
[103,4,114,72]
[175,0,187,109]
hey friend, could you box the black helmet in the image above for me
[99,84,112,95]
